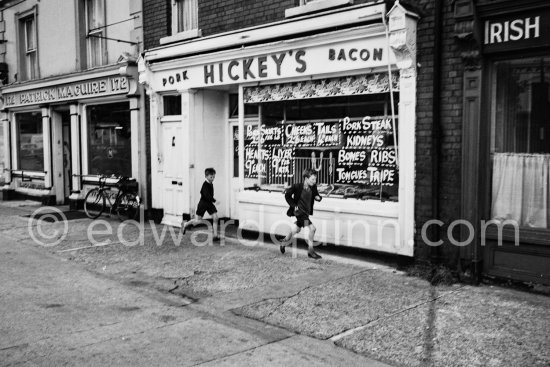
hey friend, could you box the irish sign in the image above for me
[483,8,550,53]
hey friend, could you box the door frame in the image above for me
[160,116,188,227]
[51,108,71,204]
[227,117,259,219]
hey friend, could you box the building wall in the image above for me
[105,0,141,63]
[142,0,386,49]
[413,0,464,267]
[37,0,78,77]
[0,0,141,83]
[2,0,76,82]
[143,0,170,50]
[198,0,295,36]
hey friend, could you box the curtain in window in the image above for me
[492,153,550,228]
[178,0,198,32]
[87,0,104,29]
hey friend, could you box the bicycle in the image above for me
[83,175,141,221]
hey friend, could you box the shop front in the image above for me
[459,0,550,284]
[141,3,418,255]
[0,65,145,208]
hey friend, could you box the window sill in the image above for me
[285,0,354,18]
[160,29,202,45]
[485,224,550,246]
[238,190,398,217]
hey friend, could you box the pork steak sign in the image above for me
[153,35,394,91]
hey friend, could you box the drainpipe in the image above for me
[431,0,443,263]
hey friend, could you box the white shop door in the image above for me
[161,121,186,227]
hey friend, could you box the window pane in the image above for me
[87,0,104,29]
[17,112,44,171]
[491,57,550,229]
[25,18,35,51]
[27,51,36,79]
[88,34,102,67]
[163,95,182,115]
[242,94,399,201]
[177,0,197,32]
[87,102,132,177]
[86,0,105,67]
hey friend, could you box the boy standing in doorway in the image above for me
[280,168,323,259]
[181,167,220,241]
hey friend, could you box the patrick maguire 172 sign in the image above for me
[3,76,130,108]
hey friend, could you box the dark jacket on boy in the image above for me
[285,183,321,217]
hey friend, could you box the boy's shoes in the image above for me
[308,251,322,260]
[180,221,187,234]
[280,245,285,254]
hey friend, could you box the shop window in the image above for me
[16,112,44,172]
[490,56,550,229]
[87,102,131,177]
[163,95,182,116]
[85,0,106,68]
[17,10,38,81]
[240,93,399,201]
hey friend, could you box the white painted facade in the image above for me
[141,3,418,256]
[0,0,145,207]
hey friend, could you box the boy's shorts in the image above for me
[196,200,217,217]
[295,214,312,228]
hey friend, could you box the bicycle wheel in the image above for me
[115,192,140,221]
[84,188,105,219]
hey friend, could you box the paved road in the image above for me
[0,205,389,366]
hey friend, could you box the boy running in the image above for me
[280,168,323,259]
[181,167,220,241]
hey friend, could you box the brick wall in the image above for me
[143,0,384,44]
[199,0,385,36]
[414,0,464,267]
[143,0,170,49]
[199,0,295,36]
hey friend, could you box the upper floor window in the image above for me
[160,0,200,44]
[85,0,106,68]
[173,0,198,34]
[286,0,353,18]
[17,10,38,81]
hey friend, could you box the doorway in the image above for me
[161,119,186,226]
[62,113,72,203]
[228,119,258,219]
[51,109,72,204]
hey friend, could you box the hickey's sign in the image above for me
[483,8,550,53]
[2,76,129,108]
[151,34,394,91]
[203,50,307,85]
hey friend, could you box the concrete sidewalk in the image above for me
[1,202,549,366]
